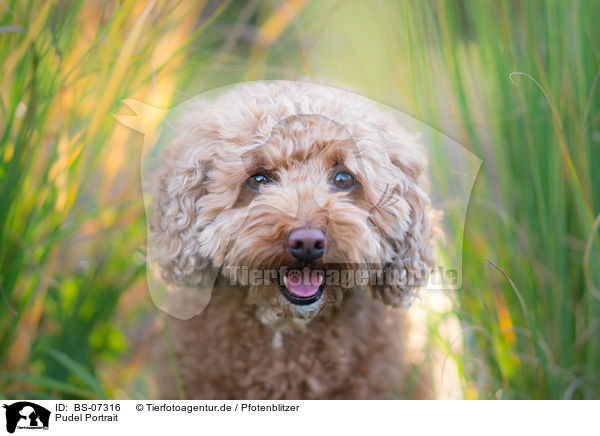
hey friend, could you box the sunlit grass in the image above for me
[390,1,600,399]
[0,0,224,398]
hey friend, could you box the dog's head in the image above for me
[150,82,437,322]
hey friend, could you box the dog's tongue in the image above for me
[286,270,323,298]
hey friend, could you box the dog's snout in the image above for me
[287,228,326,263]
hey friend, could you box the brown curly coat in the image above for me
[150,81,437,399]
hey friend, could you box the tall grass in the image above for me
[0,0,229,398]
[1,0,598,399]
[413,1,600,399]
[380,1,600,399]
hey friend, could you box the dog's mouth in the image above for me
[278,269,324,305]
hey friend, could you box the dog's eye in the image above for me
[332,171,356,190]
[246,174,272,191]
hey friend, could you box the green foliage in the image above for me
[0,0,222,398]
[395,0,600,399]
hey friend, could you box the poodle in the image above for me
[149,81,438,399]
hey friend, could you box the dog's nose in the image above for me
[286,228,326,263]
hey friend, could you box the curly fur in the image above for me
[150,81,438,399]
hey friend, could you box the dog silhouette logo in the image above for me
[2,402,50,433]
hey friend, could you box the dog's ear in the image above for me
[149,130,216,289]
[370,123,439,306]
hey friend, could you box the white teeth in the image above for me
[283,274,288,287]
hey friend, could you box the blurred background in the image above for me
[1,0,599,399]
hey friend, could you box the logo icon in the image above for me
[2,402,50,434]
